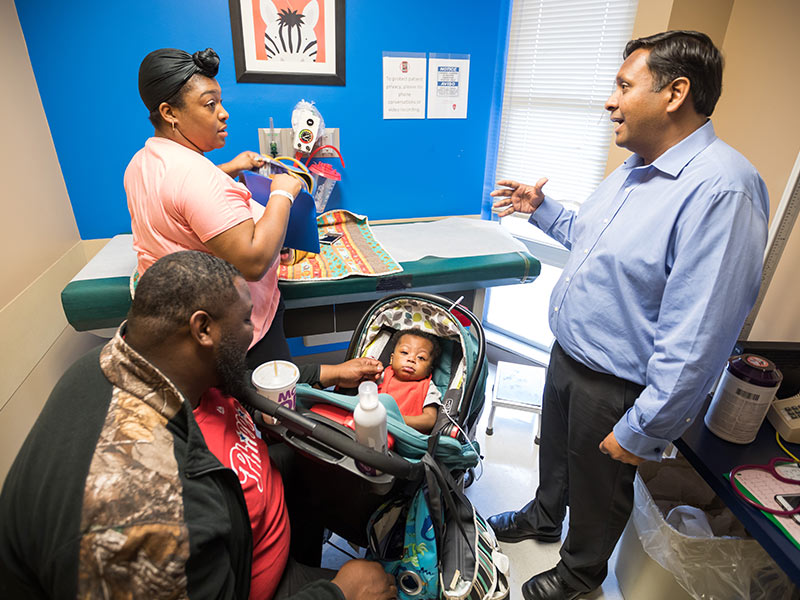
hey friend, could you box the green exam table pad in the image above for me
[61,221,540,333]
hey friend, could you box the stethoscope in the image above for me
[729,457,800,517]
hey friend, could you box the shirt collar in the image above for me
[623,120,717,177]
[100,322,186,420]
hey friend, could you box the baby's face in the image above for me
[390,334,435,382]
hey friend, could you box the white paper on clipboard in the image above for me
[733,463,800,546]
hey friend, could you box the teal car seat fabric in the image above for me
[349,295,488,433]
[295,385,479,470]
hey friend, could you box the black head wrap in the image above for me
[138,48,220,113]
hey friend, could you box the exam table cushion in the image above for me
[61,234,540,332]
[61,234,137,331]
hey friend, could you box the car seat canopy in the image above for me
[356,297,475,420]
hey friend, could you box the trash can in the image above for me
[614,456,797,600]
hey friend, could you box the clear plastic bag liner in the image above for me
[632,457,798,600]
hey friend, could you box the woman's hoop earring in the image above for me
[171,121,176,133]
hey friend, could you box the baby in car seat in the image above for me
[378,328,442,434]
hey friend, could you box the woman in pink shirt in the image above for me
[125,47,300,367]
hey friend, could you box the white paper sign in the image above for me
[427,54,470,119]
[383,52,427,119]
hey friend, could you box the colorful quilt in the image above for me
[279,210,403,281]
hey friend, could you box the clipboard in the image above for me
[731,464,800,549]
[240,170,320,254]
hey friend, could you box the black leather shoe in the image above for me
[487,511,561,543]
[521,567,584,600]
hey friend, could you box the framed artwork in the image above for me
[229,0,345,85]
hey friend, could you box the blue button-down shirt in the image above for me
[529,121,769,461]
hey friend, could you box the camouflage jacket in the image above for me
[0,331,252,599]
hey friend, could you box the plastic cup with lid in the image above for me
[251,360,300,410]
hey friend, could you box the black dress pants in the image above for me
[516,341,645,592]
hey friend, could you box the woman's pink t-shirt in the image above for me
[124,137,279,347]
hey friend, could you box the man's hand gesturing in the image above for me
[491,178,548,217]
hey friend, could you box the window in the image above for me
[496,0,638,202]
[485,0,638,352]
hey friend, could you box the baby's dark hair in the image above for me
[390,328,441,364]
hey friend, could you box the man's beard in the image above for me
[215,331,251,399]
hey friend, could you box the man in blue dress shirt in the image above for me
[488,31,769,600]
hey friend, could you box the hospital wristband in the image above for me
[269,189,295,204]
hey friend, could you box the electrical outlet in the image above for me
[258,127,340,158]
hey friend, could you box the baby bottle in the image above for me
[353,381,388,475]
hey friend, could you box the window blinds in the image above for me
[496,0,638,204]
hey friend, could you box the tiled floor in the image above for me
[322,361,626,599]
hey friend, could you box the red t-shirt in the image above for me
[194,389,290,600]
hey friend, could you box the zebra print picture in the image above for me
[229,0,345,85]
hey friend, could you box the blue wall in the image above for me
[16,0,511,240]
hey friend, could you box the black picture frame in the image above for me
[228,0,345,86]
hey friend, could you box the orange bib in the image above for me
[378,366,433,417]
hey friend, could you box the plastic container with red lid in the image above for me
[309,161,342,213]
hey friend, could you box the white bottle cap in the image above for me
[358,381,379,410]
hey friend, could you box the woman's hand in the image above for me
[490,178,548,217]
[319,358,383,388]
[204,170,301,281]
[270,173,303,199]
[218,151,266,179]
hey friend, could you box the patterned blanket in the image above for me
[279,210,403,281]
